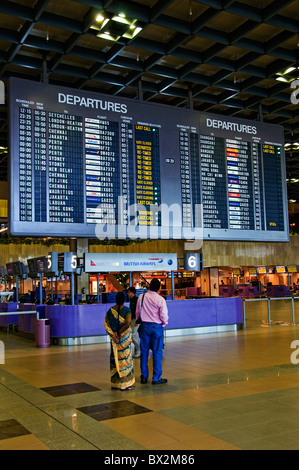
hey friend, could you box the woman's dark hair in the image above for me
[116,291,126,307]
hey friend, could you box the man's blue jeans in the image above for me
[139,322,164,382]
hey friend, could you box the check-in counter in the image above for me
[185,287,202,298]
[266,285,293,297]
[43,297,243,345]
[18,303,46,335]
[219,286,235,297]
[238,286,261,298]
[0,302,18,329]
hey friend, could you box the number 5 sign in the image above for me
[64,252,78,272]
[184,253,203,271]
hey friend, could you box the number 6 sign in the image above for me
[184,253,202,271]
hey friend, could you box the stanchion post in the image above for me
[16,275,19,303]
[243,299,246,329]
[97,273,100,304]
[39,273,43,305]
[71,272,75,305]
[171,271,175,300]
[292,297,295,324]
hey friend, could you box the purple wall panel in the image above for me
[0,302,18,326]
[46,303,110,337]
[45,297,243,338]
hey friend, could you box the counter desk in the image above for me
[4,297,243,345]
[0,302,18,330]
[18,304,46,335]
[44,296,243,345]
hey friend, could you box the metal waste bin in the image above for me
[35,318,50,348]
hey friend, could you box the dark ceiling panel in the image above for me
[0,0,298,200]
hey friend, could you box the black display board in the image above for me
[9,78,289,241]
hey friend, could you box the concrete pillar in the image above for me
[76,239,90,298]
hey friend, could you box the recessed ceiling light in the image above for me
[98,32,118,41]
[96,14,105,22]
[283,67,296,75]
[112,15,130,25]
[93,12,142,41]
[276,77,289,83]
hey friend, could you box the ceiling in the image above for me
[0,0,298,200]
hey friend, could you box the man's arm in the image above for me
[159,298,169,327]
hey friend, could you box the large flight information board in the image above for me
[9,78,289,242]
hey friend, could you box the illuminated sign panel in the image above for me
[287,266,298,273]
[257,267,267,274]
[84,253,177,272]
[276,266,286,273]
[184,253,202,271]
[9,78,289,242]
[248,267,257,275]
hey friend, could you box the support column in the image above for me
[209,267,219,297]
[76,239,90,299]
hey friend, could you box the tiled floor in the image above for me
[1,324,299,450]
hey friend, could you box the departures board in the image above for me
[9,78,289,242]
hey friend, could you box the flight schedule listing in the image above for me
[9,78,288,242]
[199,136,255,231]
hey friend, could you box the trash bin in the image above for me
[35,318,50,348]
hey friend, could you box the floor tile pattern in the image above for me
[0,419,31,440]
[78,400,152,421]
[1,325,299,449]
[41,382,101,397]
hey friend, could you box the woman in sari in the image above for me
[104,292,135,391]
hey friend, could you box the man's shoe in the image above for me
[133,353,140,358]
[140,376,148,384]
[152,378,167,385]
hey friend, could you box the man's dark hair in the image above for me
[127,286,136,294]
[149,278,161,292]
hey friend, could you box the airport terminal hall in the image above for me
[0,0,299,453]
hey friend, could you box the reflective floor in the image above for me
[1,324,299,450]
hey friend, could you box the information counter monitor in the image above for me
[9,78,288,242]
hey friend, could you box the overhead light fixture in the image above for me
[276,66,299,83]
[91,11,143,42]
[100,32,117,41]
[123,25,142,39]
[285,142,299,151]
[96,14,105,22]
[276,76,289,83]
[284,67,296,75]
[112,14,130,25]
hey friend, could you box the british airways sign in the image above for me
[84,253,177,272]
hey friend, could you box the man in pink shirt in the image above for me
[135,278,168,385]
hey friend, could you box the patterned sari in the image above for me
[104,305,135,390]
